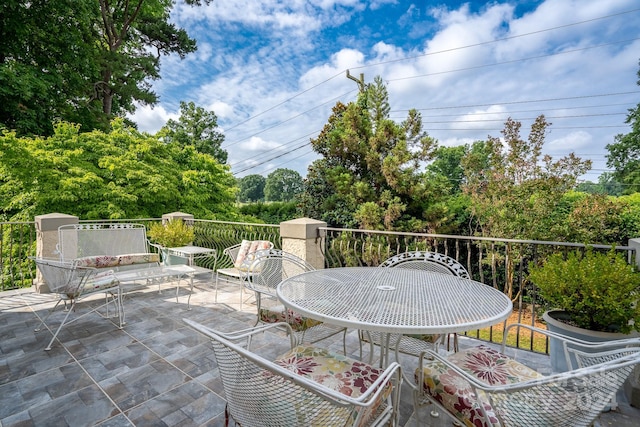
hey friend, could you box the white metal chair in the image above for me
[214,240,273,307]
[30,257,123,351]
[183,319,402,427]
[414,323,640,427]
[361,251,470,359]
[245,249,348,353]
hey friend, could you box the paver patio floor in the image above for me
[1,276,639,426]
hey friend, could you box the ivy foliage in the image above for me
[0,120,237,221]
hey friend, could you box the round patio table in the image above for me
[277,267,513,366]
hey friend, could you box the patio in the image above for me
[1,275,639,426]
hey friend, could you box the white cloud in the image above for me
[546,130,593,154]
[132,0,639,180]
[129,105,178,133]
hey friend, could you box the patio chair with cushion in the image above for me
[414,323,640,427]
[361,251,470,359]
[31,257,123,351]
[183,319,403,427]
[245,249,348,353]
[214,240,273,307]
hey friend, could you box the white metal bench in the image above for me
[55,223,210,308]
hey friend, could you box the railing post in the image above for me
[162,211,194,225]
[280,218,326,269]
[626,238,640,407]
[629,238,640,269]
[34,213,79,293]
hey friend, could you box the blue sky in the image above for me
[129,0,640,183]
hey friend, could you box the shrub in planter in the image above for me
[148,220,195,248]
[528,248,640,334]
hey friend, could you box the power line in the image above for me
[232,142,312,175]
[350,8,640,71]
[386,37,640,83]
[223,90,355,148]
[419,112,626,124]
[222,8,640,139]
[392,102,635,118]
[392,91,640,112]
[229,130,320,168]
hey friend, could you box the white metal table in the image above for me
[167,245,217,267]
[114,264,211,313]
[277,267,513,366]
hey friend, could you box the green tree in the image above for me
[300,77,437,230]
[95,0,208,118]
[158,101,227,163]
[238,174,266,202]
[0,0,210,136]
[0,0,103,135]
[426,145,468,195]
[0,120,236,221]
[463,116,591,241]
[462,116,591,299]
[264,168,303,202]
[575,172,624,195]
[606,61,640,194]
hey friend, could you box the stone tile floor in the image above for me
[1,275,639,426]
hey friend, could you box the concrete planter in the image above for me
[544,310,640,408]
[543,310,634,373]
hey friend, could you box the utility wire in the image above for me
[222,8,640,135]
[393,91,640,112]
[350,8,640,70]
[387,37,640,82]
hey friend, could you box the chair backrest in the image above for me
[246,249,315,296]
[183,319,359,426]
[31,258,94,296]
[380,251,470,279]
[226,240,274,270]
[58,223,149,260]
[485,346,640,426]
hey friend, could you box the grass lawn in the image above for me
[465,310,549,354]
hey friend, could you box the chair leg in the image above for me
[44,300,77,351]
[34,299,64,332]
[214,272,219,302]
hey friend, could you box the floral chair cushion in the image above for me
[259,305,323,332]
[74,253,159,268]
[234,240,272,271]
[74,255,120,268]
[64,271,119,299]
[117,252,159,265]
[275,345,392,426]
[416,345,544,427]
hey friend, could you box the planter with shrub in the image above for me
[528,247,640,372]
[148,220,195,265]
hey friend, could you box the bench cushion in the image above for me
[275,345,391,426]
[74,253,159,268]
[117,253,160,265]
[74,255,120,268]
[415,345,544,427]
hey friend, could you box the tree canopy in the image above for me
[0,120,236,221]
[264,168,303,202]
[300,76,438,230]
[462,115,592,241]
[606,61,640,194]
[158,101,228,163]
[238,174,266,203]
[0,0,209,136]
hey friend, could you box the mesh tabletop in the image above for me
[276,267,512,334]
